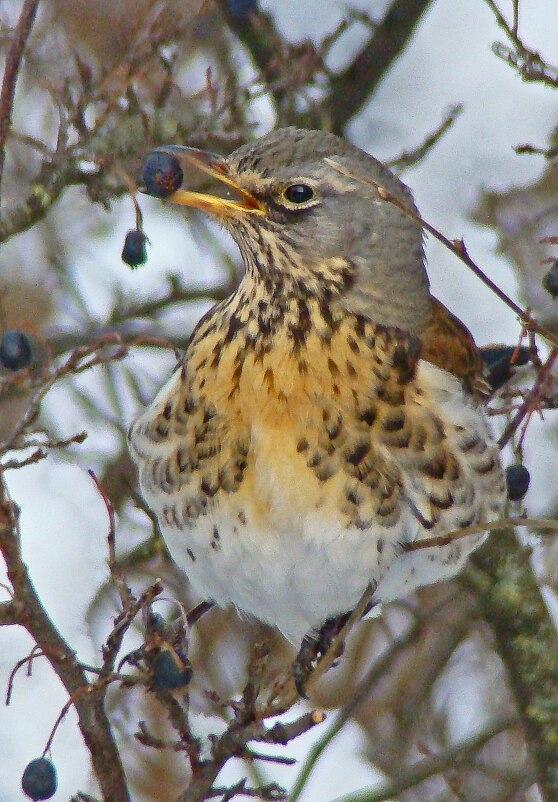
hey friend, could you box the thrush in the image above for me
[128,128,507,645]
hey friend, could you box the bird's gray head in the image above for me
[143,127,431,333]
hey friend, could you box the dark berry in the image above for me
[227,0,257,20]
[142,150,183,198]
[506,464,530,501]
[542,260,558,299]
[0,330,32,371]
[152,649,192,690]
[480,345,530,391]
[121,229,148,268]
[22,758,57,801]
[147,612,166,633]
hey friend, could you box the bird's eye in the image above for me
[283,184,315,204]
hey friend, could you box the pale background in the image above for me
[1,1,557,799]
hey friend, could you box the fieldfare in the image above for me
[128,128,506,644]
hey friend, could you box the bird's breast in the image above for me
[128,298,506,640]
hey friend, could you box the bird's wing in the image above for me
[420,296,486,395]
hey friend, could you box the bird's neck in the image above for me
[233,225,432,335]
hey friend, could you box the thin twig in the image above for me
[214,0,287,114]
[484,0,558,87]
[405,516,558,552]
[0,0,40,197]
[289,616,424,802]
[498,346,558,448]
[327,716,517,802]
[88,469,133,611]
[0,474,131,802]
[0,335,128,453]
[325,157,558,349]
[102,580,163,673]
[5,646,43,704]
[1,448,46,469]
[387,104,464,171]
[257,584,376,718]
[178,711,324,802]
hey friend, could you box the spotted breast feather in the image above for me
[128,287,505,643]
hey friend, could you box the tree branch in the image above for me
[216,0,434,133]
[177,710,324,802]
[484,0,558,87]
[328,714,517,802]
[290,614,425,802]
[0,0,40,197]
[325,156,558,349]
[466,531,558,802]
[0,160,74,244]
[0,475,131,802]
[0,598,22,625]
[386,103,463,171]
[214,0,287,113]
[324,0,434,133]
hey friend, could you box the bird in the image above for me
[128,127,507,647]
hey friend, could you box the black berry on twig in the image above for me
[21,758,57,801]
[0,330,32,371]
[121,229,148,268]
[152,648,192,690]
[506,464,530,501]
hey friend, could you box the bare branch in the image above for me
[0,598,22,625]
[177,710,324,802]
[256,583,377,718]
[387,104,464,171]
[0,0,40,197]
[515,142,558,159]
[214,0,287,113]
[498,346,558,447]
[327,715,517,802]
[290,614,425,802]
[405,516,558,552]
[484,0,558,87]
[325,157,558,349]
[0,474,131,802]
[0,335,128,453]
[88,470,133,611]
[324,0,434,133]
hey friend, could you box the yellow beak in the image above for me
[142,146,265,217]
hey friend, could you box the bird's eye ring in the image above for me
[283,184,315,204]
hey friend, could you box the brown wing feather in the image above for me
[420,297,486,395]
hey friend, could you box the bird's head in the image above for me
[142,127,431,333]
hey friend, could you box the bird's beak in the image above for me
[142,145,265,217]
